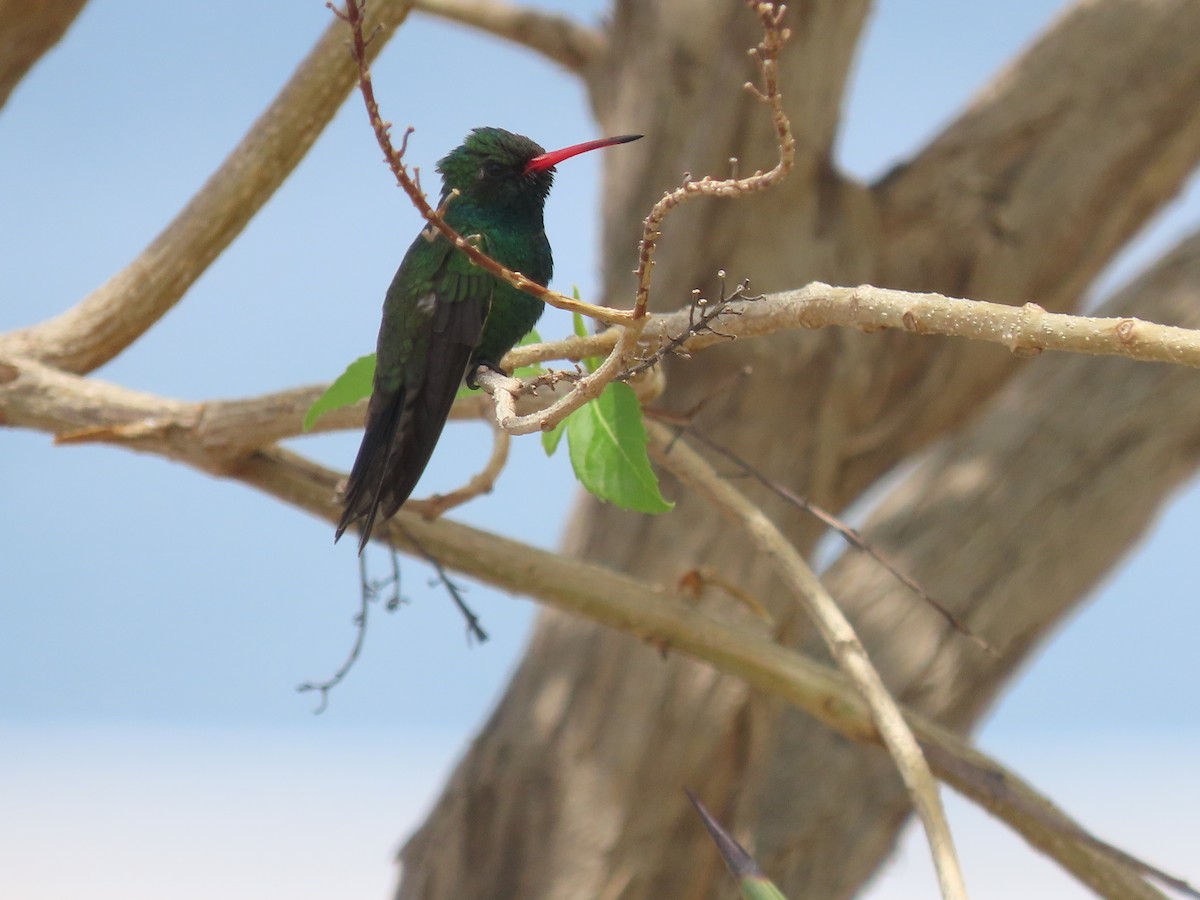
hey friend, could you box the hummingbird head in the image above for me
[436,127,642,214]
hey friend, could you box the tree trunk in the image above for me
[398,1,1200,897]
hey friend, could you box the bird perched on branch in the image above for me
[336,127,642,551]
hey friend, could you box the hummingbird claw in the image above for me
[466,360,507,390]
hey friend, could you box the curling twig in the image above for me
[297,550,404,712]
[409,420,512,519]
[631,1,795,319]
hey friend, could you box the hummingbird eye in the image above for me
[479,160,505,179]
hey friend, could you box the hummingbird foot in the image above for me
[466,359,507,390]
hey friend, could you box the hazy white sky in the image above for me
[2,1,1197,897]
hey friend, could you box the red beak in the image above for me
[524,134,643,174]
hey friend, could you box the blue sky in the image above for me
[2,1,1197,897]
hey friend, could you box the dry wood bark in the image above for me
[0,0,87,111]
[397,1,1200,897]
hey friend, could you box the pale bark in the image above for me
[397,1,1200,898]
[412,0,605,73]
[0,0,88,111]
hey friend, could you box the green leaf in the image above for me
[565,382,672,514]
[304,354,375,431]
[541,417,567,456]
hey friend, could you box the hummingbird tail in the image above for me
[335,385,407,552]
[336,294,489,553]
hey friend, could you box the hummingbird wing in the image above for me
[336,235,493,551]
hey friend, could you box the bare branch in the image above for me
[645,421,968,900]
[0,0,416,374]
[9,267,1200,471]
[412,0,605,73]
[338,0,633,327]
[0,329,1182,893]
[0,0,88,110]
[395,522,488,643]
[773,281,1200,367]
[474,321,645,435]
[631,1,795,320]
[231,445,1175,898]
[474,266,1200,442]
[506,277,1200,372]
[297,550,404,712]
[668,422,997,656]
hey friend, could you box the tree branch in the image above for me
[412,0,605,73]
[9,266,1200,465]
[232,445,1176,899]
[406,420,510,519]
[0,0,416,374]
[629,1,794,320]
[646,422,968,900]
[877,0,1200,312]
[0,0,88,110]
[0,346,1186,894]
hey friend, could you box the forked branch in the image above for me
[412,0,605,73]
[646,422,969,900]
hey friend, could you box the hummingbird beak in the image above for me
[524,134,643,174]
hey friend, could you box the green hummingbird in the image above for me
[336,127,642,550]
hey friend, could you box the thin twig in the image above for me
[396,522,489,643]
[645,421,970,900]
[674,424,999,657]
[678,566,774,625]
[623,273,756,380]
[334,0,632,327]
[408,421,511,519]
[296,549,404,712]
[474,321,646,434]
[631,1,795,319]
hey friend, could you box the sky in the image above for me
[1,1,1198,898]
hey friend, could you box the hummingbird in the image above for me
[336,127,642,551]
